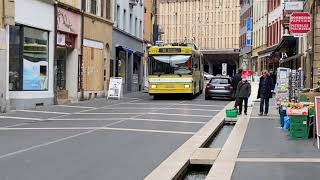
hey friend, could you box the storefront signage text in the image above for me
[290,12,311,35]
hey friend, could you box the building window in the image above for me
[135,17,138,36]
[90,0,97,14]
[129,14,132,33]
[139,20,142,38]
[116,5,120,28]
[87,0,102,17]
[9,25,49,91]
[123,9,126,30]
[106,0,111,19]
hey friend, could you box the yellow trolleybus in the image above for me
[148,43,204,99]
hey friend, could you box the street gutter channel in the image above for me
[144,101,234,180]
[179,165,211,180]
[177,122,236,180]
[205,124,235,148]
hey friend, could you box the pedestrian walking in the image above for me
[236,77,251,115]
[257,71,273,116]
[232,69,243,109]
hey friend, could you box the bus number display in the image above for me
[159,48,181,53]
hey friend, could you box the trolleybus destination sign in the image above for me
[290,12,311,35]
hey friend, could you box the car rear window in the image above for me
[210,78,230,84]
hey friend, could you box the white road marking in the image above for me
[120,102,172,106]
[2,123,28,128]
[251,116,278,119]
[75,113,144,115]
[45,118,206,124]
[177,103,223,107]
[121,102,222,107]
[0,116,42,121]
[46,118,130,121]
[50,99,143,119]
[12,110,70,115]
[102,107,219,112]
[56,105,95,109]
[0,119,126,159]
[0,127,195,135]
[148,113,213,118]
[130,118,206,124]
[237,158,320,163]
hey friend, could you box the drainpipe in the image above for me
[312,0,317,88]
[80,0,85,101]
[266,0,269,71]
[53,1,58,105]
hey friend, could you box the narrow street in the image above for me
[0,93,230,180]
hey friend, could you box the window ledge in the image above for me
[84,12,114,26]
[113,27,144,42]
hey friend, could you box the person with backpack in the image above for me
[236,76,251,115]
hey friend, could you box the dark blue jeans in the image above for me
[260,95,269,114]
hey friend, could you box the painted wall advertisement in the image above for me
[23,59,48,90]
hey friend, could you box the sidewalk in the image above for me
[231,98,320,180]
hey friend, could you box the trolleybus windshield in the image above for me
[149,55,192,76]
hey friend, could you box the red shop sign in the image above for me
[290,12,311,35]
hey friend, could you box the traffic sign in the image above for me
[290,12,311,35]
[222,63,227,76]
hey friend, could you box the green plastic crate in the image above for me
[289,116,308,125]
[290,126,309,140]
[290,131,309,140]
[309,108,316,116]
[290,125,308,132]
[226,109,238,118]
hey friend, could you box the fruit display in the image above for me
[281,102,314,116]
[281,102,314,109]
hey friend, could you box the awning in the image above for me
[279,54,303,64]
[134,51,144,57]
[272,35,297,55]
[116,45,134,53]
[258,46,277,56]
[258,52,272,58]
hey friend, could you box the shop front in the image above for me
[112,29,144,93]
[82,15,112,100]
[257,46,277,74]
[56,7,81,103]
[273,36,300,70]
[8,0,54,110]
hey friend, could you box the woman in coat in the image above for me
[257,71,273,116]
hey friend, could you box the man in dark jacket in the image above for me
[236,77,251,115]
[257,71,273,116]
[232,69,243,108]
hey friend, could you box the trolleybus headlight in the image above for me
[151,85,157,89]
[184,84,190,88]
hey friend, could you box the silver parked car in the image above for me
[205,76,234,100]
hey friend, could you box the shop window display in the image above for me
[9,25,49,91]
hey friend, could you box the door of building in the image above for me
[57,47,67,90]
